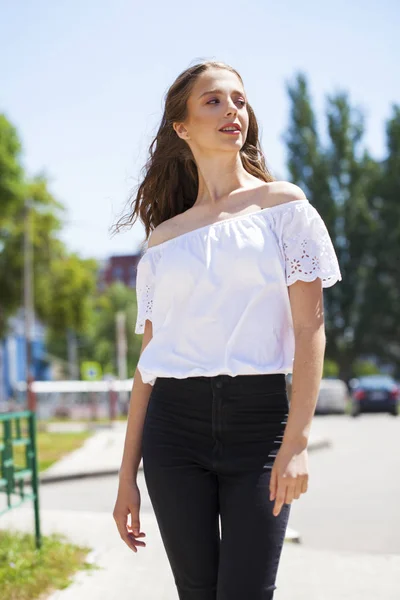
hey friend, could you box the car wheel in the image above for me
[389,408,398,416]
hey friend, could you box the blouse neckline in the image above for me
[144,198,310,253]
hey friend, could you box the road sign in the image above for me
[81,361,102,381]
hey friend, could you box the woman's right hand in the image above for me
[113,478,146,553]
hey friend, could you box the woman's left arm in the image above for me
[269,277,326,516]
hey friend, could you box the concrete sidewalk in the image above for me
[39,420,332,484]
[1,505,399,600]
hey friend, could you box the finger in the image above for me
[120,528,147,552]
[284,482,296,505]
[114,515,141,549]
[301,477,308,494]
[293,480,302,499]
[273,484,287,516]
[114,518,137,551]
[132,538,146,547]
[126,526,147,541]
[114,514,128,540]
[129,508,141,537]
[126,527,146,545]
[121,532,140,552]
[269,468,277,501]
[126,512,146,544]
[127,527,146,538]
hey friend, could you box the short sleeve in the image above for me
[134,249,161,334]
[276,200,342,288]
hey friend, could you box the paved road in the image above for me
[290,412,400,554]
[38,412,400,555]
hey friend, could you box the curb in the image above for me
[37,437,332,486]
[39,469,123,485]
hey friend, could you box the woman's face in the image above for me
[174,68,249,155]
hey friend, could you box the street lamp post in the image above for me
[24,198,36,412]
[116,311,128,414]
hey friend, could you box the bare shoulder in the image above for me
[147,215,183,249]
[262,181,307,208]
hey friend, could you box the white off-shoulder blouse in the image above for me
[134,198,342,386]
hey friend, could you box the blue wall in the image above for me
[1,319,52,402]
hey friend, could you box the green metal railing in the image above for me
[0,411,41,549]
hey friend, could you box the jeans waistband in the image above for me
[155,373,287,395]
[187,373,286,383]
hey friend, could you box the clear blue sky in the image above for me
[1,0,399,260]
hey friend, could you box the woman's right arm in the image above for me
[114,226,170,551]
[117,224,169,479]
[119,321,153,481]
[113,319,153,553]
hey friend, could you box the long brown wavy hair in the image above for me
[112,60,276,241]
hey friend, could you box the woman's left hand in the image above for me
[269,444,309,517]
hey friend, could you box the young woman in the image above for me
[113,60,342,599]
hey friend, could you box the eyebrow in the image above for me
[198,88,246,99]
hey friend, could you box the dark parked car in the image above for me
[349,375,399,417]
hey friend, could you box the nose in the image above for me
[225,99,238,117]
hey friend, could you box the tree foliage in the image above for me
[284,74,400,379]
[0,113,98,345]
[77,283,141,377]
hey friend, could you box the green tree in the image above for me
[0,114,25,219]
[360,106,400,377]
[0,114,26,334]
[78,283,141,377]
[0,114,98,354]
[284,74,399,380]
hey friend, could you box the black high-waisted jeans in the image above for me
[142,373,291,600]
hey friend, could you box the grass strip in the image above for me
[0,529,98,600]
[12,431,92,473]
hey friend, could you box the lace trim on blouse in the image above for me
[134,249,161,334]
[279,202,341,287]
[136,283,153,334]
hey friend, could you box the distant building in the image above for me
[98,253,143,291]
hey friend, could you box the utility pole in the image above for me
[67,328,79,380]
[116,311,128,413]
[24,198,36,412]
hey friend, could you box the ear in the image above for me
[173,122,190,140]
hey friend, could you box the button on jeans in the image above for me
[142,373,291,600]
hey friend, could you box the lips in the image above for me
[219,123,241,132]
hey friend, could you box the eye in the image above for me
[206,98,247,106]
